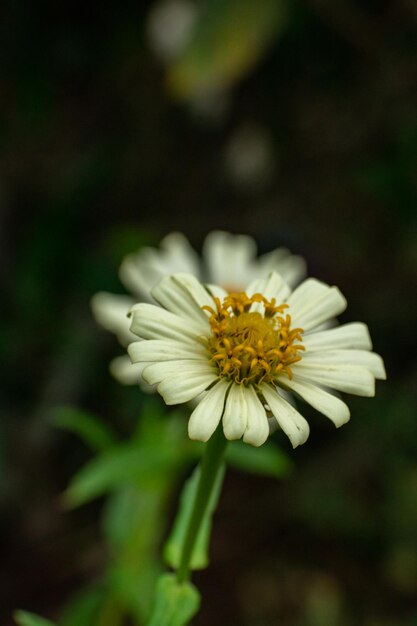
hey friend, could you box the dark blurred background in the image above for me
[1,0,417,625]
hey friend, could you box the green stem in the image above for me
[176,425,228,583]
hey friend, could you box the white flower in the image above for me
[91,231,306,385]
[128,272,386,448]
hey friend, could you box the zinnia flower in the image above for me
[91,231,306,385]
[128,272,385,447]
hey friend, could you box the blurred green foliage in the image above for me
[53,402,193,625]
[14,612,57,626]
[23,400,291,626]
[167,0,286,98]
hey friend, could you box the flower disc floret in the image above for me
[203,292,305,385]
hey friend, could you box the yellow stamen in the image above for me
[204,291,305,385]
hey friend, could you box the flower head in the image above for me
[128,272,385,448]
[91,231,306,385]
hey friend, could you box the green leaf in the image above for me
[50,406,116,452]
[106,563,162,624]
[59,585,104,626]
[226,439,293,478]
[164,463,225,571]
[102,487,167,620]
[146,574,200,626]
[63,443,180,508]
[103,485,166,550]
[14,611,57,626]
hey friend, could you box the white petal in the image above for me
[301,349,386,380]
[188,379,231,441]
[203,231,257,289]
[277,387,297,407]
[268,416,279,434]
[246,271,291,304]
[288,279,347,331]
[303,322,372,351]
[222,383,247,440]
[206,283,229,300]
[128,339,207,363]
[242,385,269,447]
[286,277,329,310]
[312,319,339,332]
[91,292,136,345]
[119,233,201,300]
[129,303,205,343]
[151,273,213,330]
[283,378,350,427]
[294,288,347,331]
[256,248,290,266]
[256,249,307,288]
[109,356,147,385]
[142,360,215,385]
[261,383,310,448]
[293,363,375,396]
[119,248,166,300]
[160,232,201,277]
[172,272,215,309]
[157,370,217,405]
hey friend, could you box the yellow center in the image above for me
[203,292,305,385]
